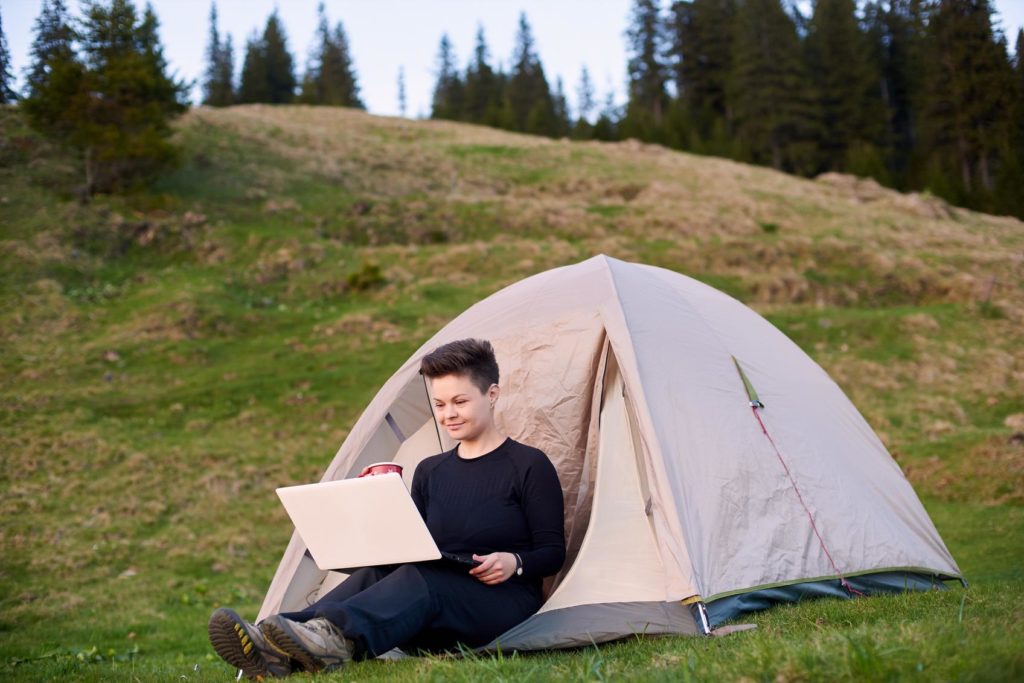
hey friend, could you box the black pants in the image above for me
[278,563,542,658]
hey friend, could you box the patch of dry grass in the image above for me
[904,436,1024,505]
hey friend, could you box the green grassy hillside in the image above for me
[1,104,1022,681]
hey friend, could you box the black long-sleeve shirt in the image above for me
[410,438,566,584]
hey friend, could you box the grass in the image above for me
[1,104,1023,681]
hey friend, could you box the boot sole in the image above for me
[208,608,272,680]
[259,618,328,673]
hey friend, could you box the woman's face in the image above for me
[430,373,498,443]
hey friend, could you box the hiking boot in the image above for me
[208,607,292,680]
[259,615,354,672]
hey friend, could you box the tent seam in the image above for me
[704,566,964,603]
[599,256,702,597]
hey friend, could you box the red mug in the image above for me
[358,462,403,478]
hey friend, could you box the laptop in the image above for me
[276,472,480,572]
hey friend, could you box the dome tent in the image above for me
[257,255,961,649]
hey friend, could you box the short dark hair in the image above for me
[419,338,499,393]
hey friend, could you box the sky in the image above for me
[4,0,1023,120]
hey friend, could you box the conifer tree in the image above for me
[572,66,596,139]
[23,0,82,136]
[805,0,887,176]
[552,76,571,137]
[491,65,511,128]
[203,2,221,102]
[1016,28,1024,79]
[862,0,928,186]
[220,34,235,100]
[262,10,295,103]
[1013,27,1024,111]
[623,0,669,140]
[203,2,234,106]
[998,27,1024,216]
[327,22,361,106]
[397,66,407,117]
[671,0,735,146]
[431,33,464,120]
[576,66,596,122]
[302,3,362,107]
[919,0,1015,205]
[238,11,295,104]
[0,6,16,103]
[727,0,822,173]
[592,89,621,141]
[505,13,555,135]
[297,57,316,104]
[463,26,500,124]
[1014,28,1024,147]
[66,0,188,192]
[238,30,269,103]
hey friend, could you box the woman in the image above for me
[208,338,566,678]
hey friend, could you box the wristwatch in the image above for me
[514,553,523,577]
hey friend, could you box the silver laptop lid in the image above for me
[276,473,442,571]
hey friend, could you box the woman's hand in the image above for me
[469,552,517,585]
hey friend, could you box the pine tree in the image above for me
[303,3,362,107]
[262,10,295,103]
[463,26,500,124]
[505,13,555,135]
[220,34,235,102]
[491,65,511,128]
[727,0,822,173]
[576,66,596,122]
[592,89,621,141]
[1012,27,1024,118]
[671,0,735,147]
[623,0,669,140]
[996,27,1024,216]
[552,76,570,137]
[22,0,83,154]
[238,11,294,104]
[862,0,929,187]
[23,0,82,131]
[328,22,362,106]
[203,2,234,106]
[238,30,269,103]
[572,66,596,139]
[297,53,316,104]
[805,0,888,176]
[66,0,188,193]
[919,0,1015,206]
[397,66,407,117]
[0,6,17,103]
[431,33,464,120]
[1016,28,1024,79]
[203,2,220,103]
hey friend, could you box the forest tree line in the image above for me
[429,0,1024,219]
[4,0,1022,219]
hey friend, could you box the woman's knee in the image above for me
[389,563,428,585]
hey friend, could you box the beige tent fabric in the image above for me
[258,255,960,640]
[602,261,959,598]
[539,353,672,612]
